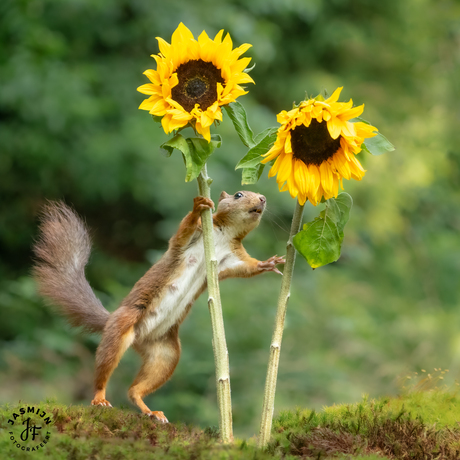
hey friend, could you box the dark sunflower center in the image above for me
[291,119,341,166]
[171,59,224,112]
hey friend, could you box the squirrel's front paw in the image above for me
[146,410,169,423]
[91,398,113,408]
[258,255,286,275]
[193,196,215,213]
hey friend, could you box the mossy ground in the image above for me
[1,387,459,459]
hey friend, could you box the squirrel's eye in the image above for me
[234,192,244,199]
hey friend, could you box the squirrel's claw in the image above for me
[91,398,113,408]
[258,255,286,275]
[193,196,215,213]
[147,411,169,424]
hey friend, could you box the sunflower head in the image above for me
[261,87,378,206]
[137,23,254,142]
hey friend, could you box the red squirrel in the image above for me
[33,191,285,423]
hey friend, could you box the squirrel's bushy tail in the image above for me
[33,201,109,333]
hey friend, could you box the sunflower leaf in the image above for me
[363,132,395,156]
[224,102,255,148]
[235,127,278,170]
[254,126,278,144]
[241,164,265,185]
[185,137,219,182]
[160,134,219,182]
[293,193,353,269]
[353,117,395,156]
[160,133,189,158]
[151,114,163,124]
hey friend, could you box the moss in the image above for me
[0,401,285,460]
[1,392,459,459]
[270,392,460,459]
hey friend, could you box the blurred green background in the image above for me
[1,0,459,438]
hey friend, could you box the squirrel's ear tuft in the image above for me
[219,191,230,202]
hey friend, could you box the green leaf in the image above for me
[185,137,219,182]
[151,114,163,124]
[363,132,395,156]
[160,135,220,182]
[293,193,353,269]
[254,126,278,144]
[210,134,222,149]
[241,164,265,185]
[223,102,255,148]
[160,133,189,158]
[354,117,395,156]
[235,127,278,170]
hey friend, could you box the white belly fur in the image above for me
[135,227,243,343]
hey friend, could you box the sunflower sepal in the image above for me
[151,114,163,124]
[243,62,256,74]
[160,134,222,182]
[293,193,353,269]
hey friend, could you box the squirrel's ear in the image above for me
[219,191,230,202]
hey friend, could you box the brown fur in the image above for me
[33,202,109,333]
[33,193,284,422]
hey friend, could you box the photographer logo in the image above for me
[7,405,53,453]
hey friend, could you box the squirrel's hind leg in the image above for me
[92,306,140,407]
[129,325,181,423]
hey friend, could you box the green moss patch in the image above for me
[1,391,460,459]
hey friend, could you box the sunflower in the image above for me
[137,23,254,142]
[261,87,378,206]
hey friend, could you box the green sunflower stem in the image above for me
[258,199,305,449]
[197,164,233,443]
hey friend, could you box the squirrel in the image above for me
[33,191,285,423]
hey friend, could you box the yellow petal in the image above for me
[332,150,351,180]
[139,99,155,111]
[213,29,224,44]
[231,43,252,59]
[297,192,307,206]
[286,174,298,199]
[327,118,342,139]
[308,164,320,196]
[261,140,283,163]
[143,69,161,85]
[156,37,171,57]
[338,104,364,121]
[171,22,194,46]
[325,87,343,104]
[294,159,307,197]
[195,123,211,142]
[319,161,334,195]
[268,153,284,178]
[284,133,292,154]
[137,84,157,95]
[149,98,170,116]
[276,154,294,184]
[161,114,172,133]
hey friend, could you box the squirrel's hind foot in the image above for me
[146,410,169,423]
[91,398,113,408]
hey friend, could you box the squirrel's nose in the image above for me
[259,195,266,204]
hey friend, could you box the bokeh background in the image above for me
[1,0,459,438]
